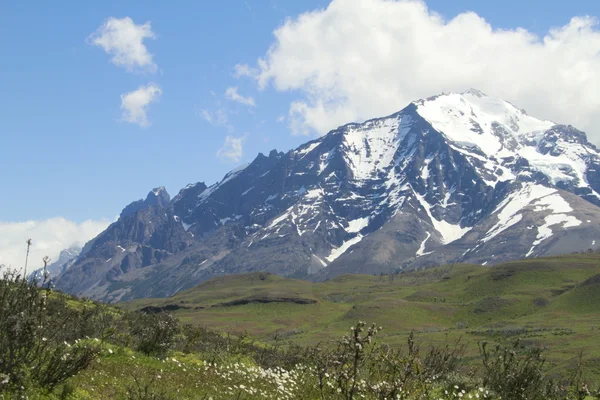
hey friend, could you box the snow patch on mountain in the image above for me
[220,215,242,225]
[483,184,556,243]
[416,232,432,257]
[267,208,292,229]
[297,140,321,158]
[346,217,369,233]
[526,193,582,256]
[421,155,434,181]
[305,188,324,199]
[519,146,587,186]
[318,150,335,175]
[312,254,327,267]
[152,187,166,196]
[326,234,364,262]
[413,188,470,244]
[198,163,250,201]
[341,115,411,180]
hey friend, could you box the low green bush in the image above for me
[0,270,99,394]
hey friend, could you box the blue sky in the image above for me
[2,0,600,269]
[1,1,325,223]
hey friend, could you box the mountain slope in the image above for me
[56,90,600,301]
[29,244,81,283]
[56,188,196,301]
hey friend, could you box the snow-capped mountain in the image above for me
[55,90,600,302]
[29,245,82,283]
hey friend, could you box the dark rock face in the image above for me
[55,187,196,301]
[56,90,600,302]
[120,187,171,219]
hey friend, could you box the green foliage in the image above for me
[2,256,600,398]
[125,374,175,400]
[124,254,600,381]
[479,339,548,399]
[130,312,179,357]
[0,270,99,393]
[328,321,382,399]
[308,323,470,400]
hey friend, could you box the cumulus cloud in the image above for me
[120,83,162,127]
[89,16,157,72]
[225,87,256,107]
[241,0,600,142]
[0,218,110,273]
[217,135,246,162]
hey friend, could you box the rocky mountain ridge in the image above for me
[55,89,600,302]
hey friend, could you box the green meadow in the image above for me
[126,254,600,380]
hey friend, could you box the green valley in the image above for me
[125,254,600,381]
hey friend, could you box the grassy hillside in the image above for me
[3,254,600,399]
[125,254,600,380]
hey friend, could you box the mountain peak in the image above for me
[413,90,556,156]
[461,88,487,97]
[152,186,167,196]
[147,186,170,206]
[269,149,282,158]
[119,187,171,219]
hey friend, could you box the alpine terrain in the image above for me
[55,89,600,302]
[29,244,82,283]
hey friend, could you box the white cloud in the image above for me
[120,83,162,127]
[199,108,228,126]
[197,107,235,133]
[234,63,258,78]
[89,16,157,72]
[244,0,600,142]
[217,135,246,162]
[225,87,256,107]
[0,218,110,274]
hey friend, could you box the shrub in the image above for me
[330,321,381,400]
[479,339,548,400]
[422,336,464,380]
[0,269,98,392]
[125,374,176,400]
[131,312,180,356]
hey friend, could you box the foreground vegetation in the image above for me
[2,254,600,398]
[126,254,600,381]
